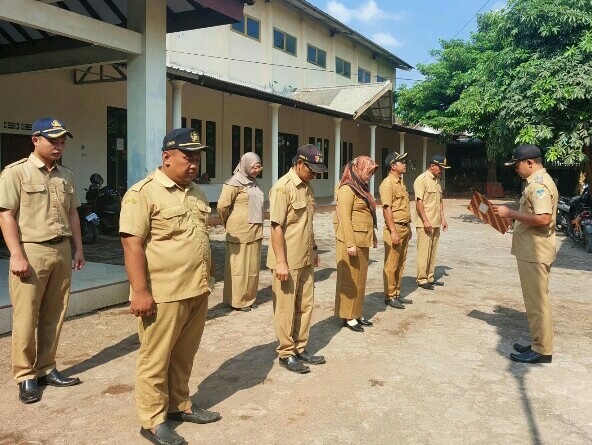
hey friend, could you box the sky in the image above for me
[306,0,506,86]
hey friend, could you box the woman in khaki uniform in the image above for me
[333,156,378,332]
[217,153,264,311]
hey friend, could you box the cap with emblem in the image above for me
[385,152,408,167]
[429,154,451,169]
[504,144,542,166]
[32,117,73,139]
[162,128,213,152]
[292,144,329,173]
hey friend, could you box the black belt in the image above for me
[40,237,68,244]
[394,222,410,226]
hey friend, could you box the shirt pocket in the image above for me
[157,206,188,236]
[353,224,368,233]
[289,200,307,223]
[57,180,74,205]
[21,183,47,207]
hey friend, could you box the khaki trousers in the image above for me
[516,259,553,355]
[10,240,72,383]
[383,225,411,298]
[334,240,369,320]
[416,227,440,285]
[136,294,208,429]
[223,240,261,308]
[272,265,314,359]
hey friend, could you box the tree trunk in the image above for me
[487,158,497,183]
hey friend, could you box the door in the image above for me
[1,133,34,169]
[278,132,298,178]
[107,107,127,192]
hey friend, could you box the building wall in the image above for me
[167,0,397,93]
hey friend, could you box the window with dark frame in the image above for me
[255,128,263,177]
[307,44,327,68]
[205,121,216,178]
[336,57,351,78]
[358,67,371,83]
[308,136,330,179]
[232,125,241,173]
[231,14,261,41]
[342,141,353,167]
[376,75,387,82]
[191,118,203,176]
[273,28,297,56]
[244,127,253,155]
[381,147,389,179]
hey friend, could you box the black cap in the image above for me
[292,144,329,173]
[32,117,73,139]
[162,128,213,152]
[430,154,451,169]
[385,152,408,167]
[504,144,542,166]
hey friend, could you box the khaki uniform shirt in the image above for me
[413,170,443,228]
[0,153,79,242]
[266,169,315,270]
[512,169,558,264]
[119,168,212,303]
[216,184,263,243]
[333,186,376,248]
[379,173,411,226]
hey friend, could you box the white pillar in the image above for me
[170,80,185,129]
[270,103,280,185]
[399,131,405,154]
[369,125,377,195]
[127,0,166,187]
[422,136,428,171]
[333,117,342,188]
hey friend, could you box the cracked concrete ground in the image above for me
[0,198,591,445]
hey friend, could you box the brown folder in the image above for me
[467,191,511,234]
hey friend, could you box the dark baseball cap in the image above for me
[504,144,542,166]
[292,144,328,173]
[162,128,213,152]
[32,117,73,139]
[385,152,408,167]
[430,154,451,169]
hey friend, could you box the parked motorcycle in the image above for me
[558,184,592,253]
[85,173,121,234]
[78,203,99,244]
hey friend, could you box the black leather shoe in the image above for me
[279,356,311,374]
[168,404,221,424]
[140,423,186,445]
[296,350,326,365]
[38,369,81,387]
[19,379,41,404]
[343,319,364,332]
[513,343,531,353]
[357,317,373,326]
[510,350,552,364]
[385,298,405,309]
[430,281,444,286]
[232,306,251,312]
[396,296,413,304]
[418,282,434,290]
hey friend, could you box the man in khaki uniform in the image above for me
[120,129,220,445]
[493,144,558,364]
[413,154,450,290]
[268,144,327,374]
[379,152,413,308]
[0,118,85,404]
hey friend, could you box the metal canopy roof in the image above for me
[0,0,249,60]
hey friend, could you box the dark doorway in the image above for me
[107,107,127,192]
[1,133,33,169]
[278,132,298,177]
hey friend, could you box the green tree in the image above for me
[397,0,592,185]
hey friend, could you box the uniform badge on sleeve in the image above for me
[535,188,546,200]
[534,175,543,184]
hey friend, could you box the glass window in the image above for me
[273,28,297,56]
[336,57,351,78]
[358,67,371,83]
[244,127,252,154]
[232,125,241,174]
[231,14,260,41]
[377,75,387,82]
[191,119,202,176]
[255,129,263,177]
[307,44,327,68]
[206,121,216,178]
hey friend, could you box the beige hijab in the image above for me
[225,152,264,224]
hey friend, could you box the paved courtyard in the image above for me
[0,198,591,445]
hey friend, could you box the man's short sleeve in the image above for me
[414,176,426,201]
[379,180,393,208]
[0,168,21,211]
[71,181,81,209]
[119,190,150,239]
[530,185,553,215]
[269,186,288,226]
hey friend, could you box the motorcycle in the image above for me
[78,203,99,244]
[85,173,121,234]
[558,184,592,253]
